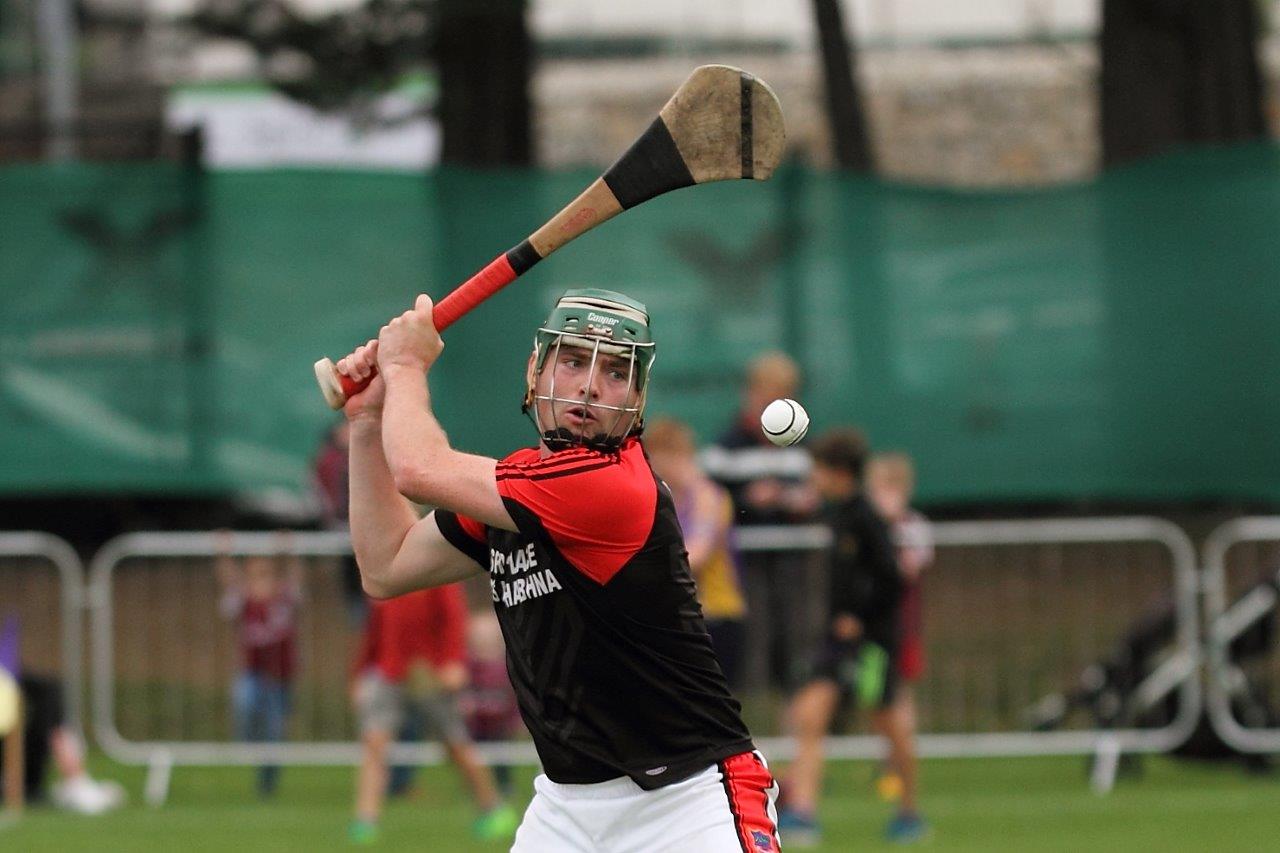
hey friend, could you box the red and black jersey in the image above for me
[435,437,753,790]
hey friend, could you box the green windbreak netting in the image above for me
[2,144,1279,502]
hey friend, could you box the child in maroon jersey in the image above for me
[215,531,301,797]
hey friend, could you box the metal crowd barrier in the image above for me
[749,517,1201,764]
[82,518,1204,807]
[3,512,1271,809]
[0,532,85,738]
[86,531,534,803]
[1202,517,1280,753]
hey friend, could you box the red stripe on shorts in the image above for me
[719,751,778,853]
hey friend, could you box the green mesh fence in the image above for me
[2,144,1279,502]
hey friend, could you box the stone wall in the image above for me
[536,37,1280,188]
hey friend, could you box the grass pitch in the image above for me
[3,754,1278,851]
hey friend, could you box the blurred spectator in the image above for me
[701,351,818,690]
[646,417,749,688]
[779,429,925,846]
[215,531,302,798]
[0,616,124,814]
[349,585,515,845]
[458,611,522,798]
[867,452,934,806]
[313,420,366,625]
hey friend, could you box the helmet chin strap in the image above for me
[541,426,622,452]
[529,407,642,452]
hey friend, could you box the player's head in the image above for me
[744,351,801,420]
[809,427,868,499]
[524,288,656,451]
[244,555,285,600]
[643,417,699,490]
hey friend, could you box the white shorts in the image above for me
[511,750,780,853]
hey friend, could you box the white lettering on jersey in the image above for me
[490,543,538,576]
[489,544,559,608]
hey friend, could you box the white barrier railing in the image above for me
[84,518,1202,790]
[1201,517,1280,753]
[756,517,1202,761]
[86,530,540,782]
[0,532,85,738]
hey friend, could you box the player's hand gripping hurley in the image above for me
[315,64,786,409]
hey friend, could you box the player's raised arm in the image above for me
[374,295,517,532]
[336,337,482,597]
[367,511,485,598]
[345,417,485,596]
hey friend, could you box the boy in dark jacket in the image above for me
[779,428,925,846]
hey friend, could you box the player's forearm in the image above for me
[347,416,421,594]
[380,365,454,505]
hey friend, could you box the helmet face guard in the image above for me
[523,289,656,452]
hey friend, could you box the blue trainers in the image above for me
[886,812,929,844]
[777,809,821,848]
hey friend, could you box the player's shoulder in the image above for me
[496,441,638,484]
[498,446,544,467]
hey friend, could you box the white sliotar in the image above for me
[760,398,810,447]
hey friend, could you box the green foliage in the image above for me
[188,0,436,116]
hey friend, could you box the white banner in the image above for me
[166,89,440,170]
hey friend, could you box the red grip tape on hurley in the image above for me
[338,372,365,399]
[432,254,518,332]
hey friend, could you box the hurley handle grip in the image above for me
[314,252,522,410]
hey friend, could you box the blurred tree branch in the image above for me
[188,0,434,117]
[187,0,530,164]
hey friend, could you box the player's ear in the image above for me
[522,350,538,411]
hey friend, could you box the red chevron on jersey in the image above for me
[450,452,611,542]
[495,438,655,585]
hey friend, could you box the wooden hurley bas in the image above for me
[315,64,786,409]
